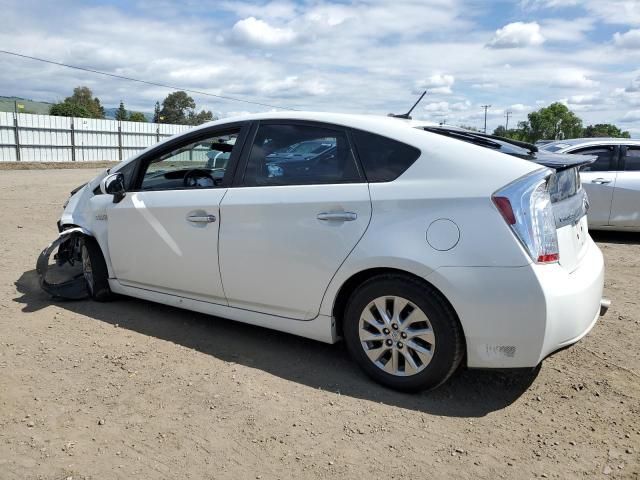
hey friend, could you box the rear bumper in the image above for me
[534,237,604,363]
[425,237,605,368]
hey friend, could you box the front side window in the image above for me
[140,131,240,191]
[243,124,361,186]
[572,146,615,172]
[623,146,640,171]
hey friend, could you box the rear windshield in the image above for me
[548,168,580,203]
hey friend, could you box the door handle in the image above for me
[317,212,358,222]
[187,214,216,223]
[591,178,612,184]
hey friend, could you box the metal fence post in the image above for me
[70,119,76,162]
[156,125,160,143]
[117,121,123,161]
[13,112,21,161]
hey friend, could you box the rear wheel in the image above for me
[343,274,464,392]
[81,237,112,302]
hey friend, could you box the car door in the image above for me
[219,121,372,320]
[106,124,248,303]
[610,145,640,228]
[569,145,618,227]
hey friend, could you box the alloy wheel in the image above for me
[358,296,435,376]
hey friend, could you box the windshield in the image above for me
[539,143,570,152]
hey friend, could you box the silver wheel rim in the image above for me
[81,245,94,295]
[358,296,435,376]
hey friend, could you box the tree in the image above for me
[128,111,147,122]
[186,109,214,126]
[159,91,196,124]
[157,91,217,125]
[49,86,105,119]
[583,124,630,138]
[115,100,128,121]
[458,124,480,132]
[492,125,528,141]
[153,101,161,123]
[50,102,92,118]
[518,102,582,142]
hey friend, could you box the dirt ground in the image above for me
[0,168,638,480]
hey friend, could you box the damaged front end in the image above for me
[36,228,91,300]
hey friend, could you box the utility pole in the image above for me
[504,111,512,131]
[481,105,491,133]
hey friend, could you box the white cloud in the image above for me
[231,17,297,47]
[613,29,640,49]
[471,82,499,90]
[550,70,599,88]
[509,103,532,112]
[541,18,594,43]
[423,101,450,116]
[621,111,640,122]
[567,93,603,105]
[487,22,545,49]
[521,0,580,8]
[416,74,455,94]
[586,1,640,26]
[626,76,640,93]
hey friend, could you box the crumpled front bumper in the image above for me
[36,227,91,300]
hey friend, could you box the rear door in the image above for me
[569,145,618,227]
[219,121,371,320]
[610,145,640,228]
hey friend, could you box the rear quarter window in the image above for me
[351,130,420,182]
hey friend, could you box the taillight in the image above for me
[492,170,560,264]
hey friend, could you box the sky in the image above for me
[1,0,639,136]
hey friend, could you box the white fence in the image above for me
[0,112,192,162]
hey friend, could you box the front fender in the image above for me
[36,227,94,299]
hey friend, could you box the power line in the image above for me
[0,49,298,111]
[481,104,491,133]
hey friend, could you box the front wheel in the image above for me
[343,274,464,392]
[81,237,113,302]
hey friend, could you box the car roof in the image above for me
[198,111,422,132]
[545,137,640,149]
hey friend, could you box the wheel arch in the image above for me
[331,267,466,349]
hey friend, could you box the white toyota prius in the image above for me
[37,112,609,391]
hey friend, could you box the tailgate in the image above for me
[548,167,590,272]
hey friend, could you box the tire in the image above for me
[343,274,464,392]
[80,237,113,302]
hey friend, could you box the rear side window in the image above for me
[351,130,421,182]
[572,146,615,172]
[623,146,640,171]
[243,124,361,186]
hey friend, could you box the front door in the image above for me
[610,145,640,228]
[219,122,372,320]
[107,127,245,303]
[571,145,618,227]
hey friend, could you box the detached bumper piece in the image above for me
[36,228,90,300]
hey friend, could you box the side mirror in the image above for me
[100,172,126,203]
